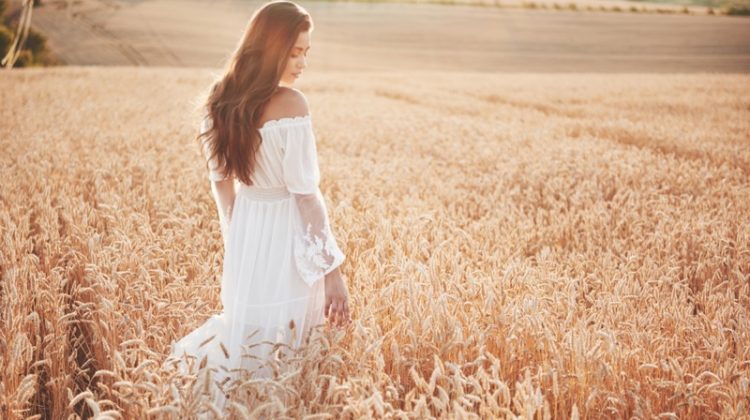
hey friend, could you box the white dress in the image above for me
[164,113,345,413]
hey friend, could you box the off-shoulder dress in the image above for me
[165,113,345,411]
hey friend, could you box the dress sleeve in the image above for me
[281,119,346,287]
[200,115,231,182]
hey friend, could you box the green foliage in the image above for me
[725,2,750,13]
[13,48,32,67]
[0,23,10,57]
[25,28,46,54]
[0,21,51,67]
[623,0,750,15]
[0,1,57,67]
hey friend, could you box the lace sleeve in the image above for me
[281,119,345,287]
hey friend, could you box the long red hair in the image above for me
[198,1,313,185]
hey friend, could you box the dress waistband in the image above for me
[237,184,291,201]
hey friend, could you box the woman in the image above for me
[165,0,351,412]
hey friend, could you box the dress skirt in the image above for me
[165,184,328,411]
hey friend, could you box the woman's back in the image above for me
[201,86,317,189]
[167,3,350,414]
[172,83,344,396]
[258,86,308,128]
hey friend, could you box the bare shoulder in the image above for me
[262,87,309,123]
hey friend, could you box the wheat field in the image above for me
[1,66,749,418]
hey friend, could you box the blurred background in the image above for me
[2,0,749,72]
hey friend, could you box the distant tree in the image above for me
[0,24,11,57]
[24,27,45,54]
[725,2,750,14]
[1,0,39,68]
[12,48,32,67]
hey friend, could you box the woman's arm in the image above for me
[210,178,237,240]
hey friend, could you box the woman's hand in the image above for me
[324,267,351,328]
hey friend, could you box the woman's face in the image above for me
[280,30,311,86]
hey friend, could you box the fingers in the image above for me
[333,300,343,326]
[328,300,336,318]
[341,300,350,324]
[337,299,351,327]
[325,298,352,328]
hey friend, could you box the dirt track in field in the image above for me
[30,0,750,72]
